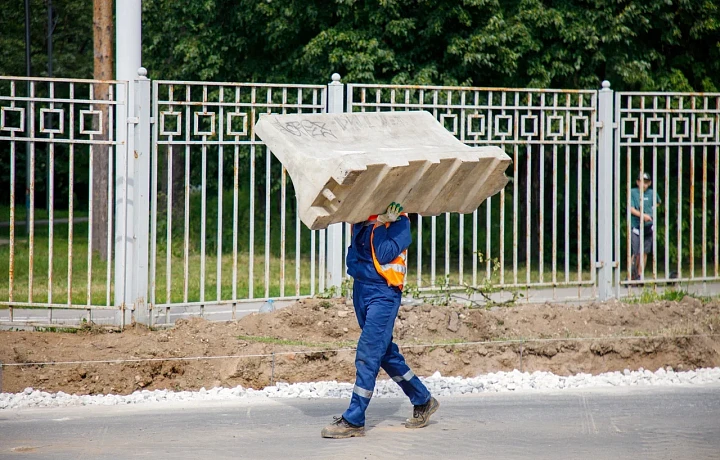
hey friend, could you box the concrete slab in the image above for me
[255,111,511,230]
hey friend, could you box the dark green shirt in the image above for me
[630,188,661,229]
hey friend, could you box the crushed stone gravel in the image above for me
[2,367,719,410]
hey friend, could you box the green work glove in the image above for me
[377,202,403,224]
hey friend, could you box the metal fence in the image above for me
[149,81,328,323]
[347,84,598,298]
[614,92,720,293]
[0,76,126,324]
[1,71,719,327]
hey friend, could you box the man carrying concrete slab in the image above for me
[254,110,510,438]
[321,202,439,438]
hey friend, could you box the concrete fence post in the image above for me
[126,68,152,325]
[597,81,615,300]
[325,73,344,294]
[113,85,129,322]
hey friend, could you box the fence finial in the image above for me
[601,80,611,90]
[137,67,148,78]
[331,73,341,84]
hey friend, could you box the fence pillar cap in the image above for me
[137,67,148,79]
[601,80,611,90]
[330,73,342,84]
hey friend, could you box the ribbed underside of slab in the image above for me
[255,111,511,230]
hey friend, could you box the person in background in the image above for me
[321,202,439,439]
[630,171,661,280]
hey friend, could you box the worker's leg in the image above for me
[351,281,367,330]
[342,281,401,427]
[381,340,431,406]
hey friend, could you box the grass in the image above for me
[406,263,596,291]
[0,232,319,306]
[1,221,599,308]
[1,219,717,308]
[624,287,715,304]
[0,221,112,306]
[151,250,316,304]
[237,334,356,348]
[0,204,87,224]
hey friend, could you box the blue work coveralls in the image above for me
[342,215,432,426]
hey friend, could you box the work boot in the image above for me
[405,396,439,429]
[321,416,365,438]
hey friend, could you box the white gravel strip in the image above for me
[2,367,719,410]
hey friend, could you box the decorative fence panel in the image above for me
[2,72,719,327]
[0,76,127,324]
[614,92,720,293]
[149,81,327,323]
[347,84,598,299]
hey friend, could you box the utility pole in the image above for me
[47,0,53,211]
[92,0,113,261]
[47,0,53,78]
[114,0,142,311]
[24,0,31,235]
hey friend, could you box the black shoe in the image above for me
[405,396,439,428]
[321,416,365,438]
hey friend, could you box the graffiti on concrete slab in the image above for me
[274,120,337,139]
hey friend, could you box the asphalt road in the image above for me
[1,384,719,459]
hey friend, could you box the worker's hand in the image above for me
[643,213,652,222]
[376,202,403,224]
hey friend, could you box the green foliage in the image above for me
[624,287,710,304]
[141,0,720,90]
[2,0,718,89]
[405,251,523,308]
[0,0,93,78]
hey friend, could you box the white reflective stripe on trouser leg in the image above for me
[353,384,373,399]
[391,370,416,383]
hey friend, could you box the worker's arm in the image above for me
[372,215,412,264]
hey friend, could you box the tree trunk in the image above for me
[92,0,112,261]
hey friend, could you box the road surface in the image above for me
[1,384,719,459]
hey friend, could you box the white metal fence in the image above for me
[0,76,126,324]
[149,81,328,323]
[1,71,719,327]
[346,84,598,297]
[614,92,720,293]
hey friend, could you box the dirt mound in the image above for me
[1,297,719,395]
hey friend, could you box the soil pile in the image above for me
[1,297,718,395]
